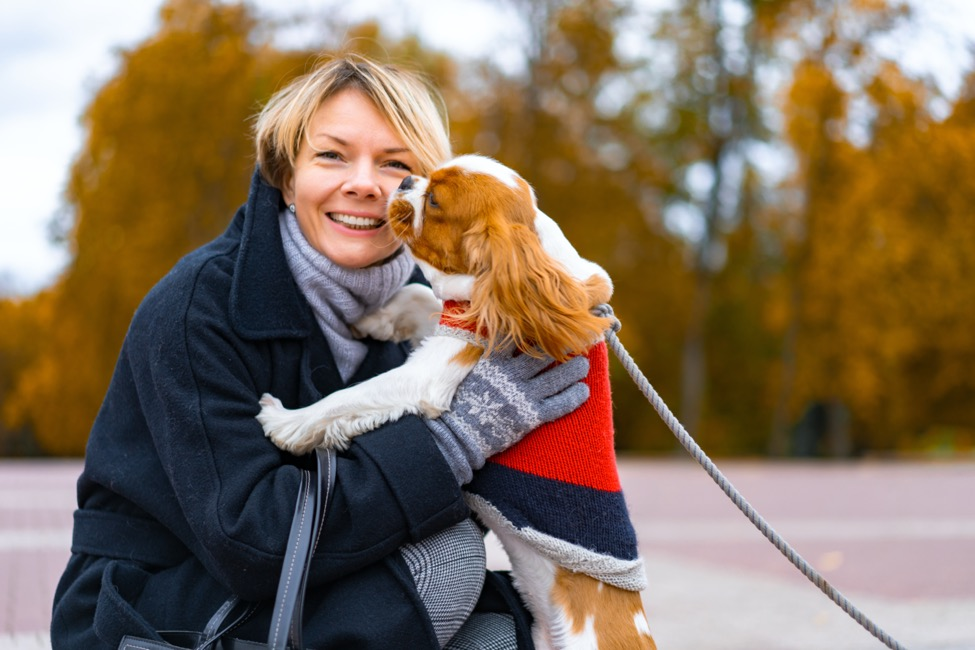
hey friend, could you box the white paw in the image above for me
[351,309,397,342]
[352,284,441,346]
[256,393,353,455]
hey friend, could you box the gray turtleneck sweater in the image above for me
[278,211,415,382]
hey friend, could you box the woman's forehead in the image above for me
[306,89,408,150]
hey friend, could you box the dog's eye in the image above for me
[426,193,439,209]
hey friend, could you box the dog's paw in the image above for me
[351,310,397,342]
[352,284,440,346]
[258,393,284,413]
[257,394,358,454]
[257,394,321,455]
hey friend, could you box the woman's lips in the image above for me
[328,212,384,230]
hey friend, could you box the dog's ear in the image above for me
[463,208,612,361]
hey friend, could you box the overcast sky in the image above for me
[1,0,972,296]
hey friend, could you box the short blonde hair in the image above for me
[254,53,452,191]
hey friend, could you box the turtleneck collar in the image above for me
[278,210,414,381]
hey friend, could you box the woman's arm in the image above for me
[124,255,468,601]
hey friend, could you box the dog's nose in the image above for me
[398,176,414,192]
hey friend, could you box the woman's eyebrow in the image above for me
[312,132,411,155]
[310,132,346,147]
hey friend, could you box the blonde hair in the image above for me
[254,53,452,191]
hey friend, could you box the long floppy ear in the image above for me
[464,219,612,361]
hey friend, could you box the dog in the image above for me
[258,155,656,649]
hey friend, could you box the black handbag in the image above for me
[118,448,337,650]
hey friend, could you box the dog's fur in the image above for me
[257,155,656,649]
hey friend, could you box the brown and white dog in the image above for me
[258,155,656,649]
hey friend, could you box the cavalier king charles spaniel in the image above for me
[258,155,656,649]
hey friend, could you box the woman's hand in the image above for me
[425,346,590,483]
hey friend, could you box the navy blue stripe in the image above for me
[467,463,640,561]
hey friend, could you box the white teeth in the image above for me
[330,213,383,229]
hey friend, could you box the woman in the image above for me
[50,54,589,649]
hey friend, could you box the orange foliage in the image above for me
[2,0,308,455]
[2,0,974,457]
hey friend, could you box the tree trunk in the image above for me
[680,267,712,439]
[768,282,800,456]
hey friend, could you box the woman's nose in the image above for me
[343,162,382,199]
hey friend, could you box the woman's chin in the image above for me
[323,240,401,269]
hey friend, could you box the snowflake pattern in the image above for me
[465,390,505,425]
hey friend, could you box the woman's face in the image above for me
[283,88,419,268]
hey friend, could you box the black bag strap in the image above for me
[192,596,262,650]
[269,448,336,650]
[119,449,336,650]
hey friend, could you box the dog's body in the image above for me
[258,155,656,649]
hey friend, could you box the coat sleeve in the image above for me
[124,255,469,601]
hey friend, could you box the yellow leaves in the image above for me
[1,0,974,456]
[851,0,893,12]
[0,287,96,456]
[783,62,848,165]
[0,0,288,455]
[761,282,791,335]
[782,59,975,445]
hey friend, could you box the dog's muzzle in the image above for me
[398,176,415,192]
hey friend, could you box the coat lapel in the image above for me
[230,168,312,341]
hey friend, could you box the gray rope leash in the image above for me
[596,305,908,650]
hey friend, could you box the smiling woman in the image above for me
[49,52,591,650]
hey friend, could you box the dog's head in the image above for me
[387,154,613,361]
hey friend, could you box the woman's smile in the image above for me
[327,211,386,231]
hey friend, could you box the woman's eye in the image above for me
[386,160,413,172]
[317,150,342,161]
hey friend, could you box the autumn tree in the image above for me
[786,62,975,451]
[1,1,477,456]
[3,0,309,454]
[455,0,689,451]
[769,0,924,454]
[0,294,49,455]
[629,0,924,454]
[619,0,783,449]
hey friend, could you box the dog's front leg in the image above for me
[258,336,474,455]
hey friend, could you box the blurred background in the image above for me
[2,0,975,460]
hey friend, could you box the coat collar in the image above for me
[229,168,313,340]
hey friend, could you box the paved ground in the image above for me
[2,457,974,649]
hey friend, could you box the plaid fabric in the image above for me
[400,518,486,646]
[445,613,518,650]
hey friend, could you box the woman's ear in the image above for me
[281,172,295,207]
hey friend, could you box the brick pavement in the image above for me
[612,459,975,649]
[0,460,76,650]
[3,458,975,649]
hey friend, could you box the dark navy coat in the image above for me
[50,170,530,649]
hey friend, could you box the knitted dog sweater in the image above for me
[439,302,647,591]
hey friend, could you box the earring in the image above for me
[288,204,296,214]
